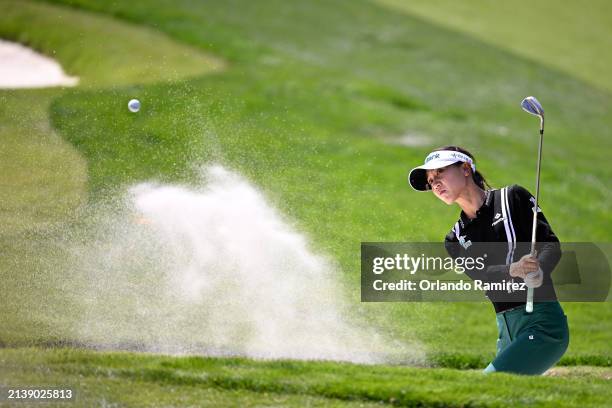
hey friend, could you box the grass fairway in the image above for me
[1,0,610,406]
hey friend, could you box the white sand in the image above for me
[0,39,78,88]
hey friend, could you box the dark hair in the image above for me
[433,145,492,190]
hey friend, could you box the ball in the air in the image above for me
[128,99,141,113]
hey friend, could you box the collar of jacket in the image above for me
[459,189,494,228]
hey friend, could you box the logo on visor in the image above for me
[425,153,440,163]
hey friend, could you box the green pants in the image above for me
[484,301,569,375]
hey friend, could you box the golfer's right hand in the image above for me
[509,254,539,279]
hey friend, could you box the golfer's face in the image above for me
[426,164,465,204]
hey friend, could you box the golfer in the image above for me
[408,146,569,375]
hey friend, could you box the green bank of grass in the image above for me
[0,0,609,389]
[374,0,612,93]
[1,347,611,407]
[1,351,386,408]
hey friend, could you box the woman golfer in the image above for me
[408,146,569,375]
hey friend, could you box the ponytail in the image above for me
[473,169,491,190]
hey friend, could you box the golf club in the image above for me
[520,96,545,313]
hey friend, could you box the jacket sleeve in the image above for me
[444,228,511,282]
[509,184,562,277]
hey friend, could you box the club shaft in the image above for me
[531,130,543,254]
[526,127,544,313]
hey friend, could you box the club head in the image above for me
[521,96,544,118]
[521,96,545,133]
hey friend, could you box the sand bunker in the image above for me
[0,39,78,88]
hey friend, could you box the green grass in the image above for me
[2,347,611,407]
[1,0,611,406]
[0,90,87,234]
[375,0,612,92]
[1,349,388,408]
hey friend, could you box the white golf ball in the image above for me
[128,99,141,113]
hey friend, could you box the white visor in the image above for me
[408,150,476,191]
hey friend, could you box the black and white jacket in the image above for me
[444,184,562,313]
